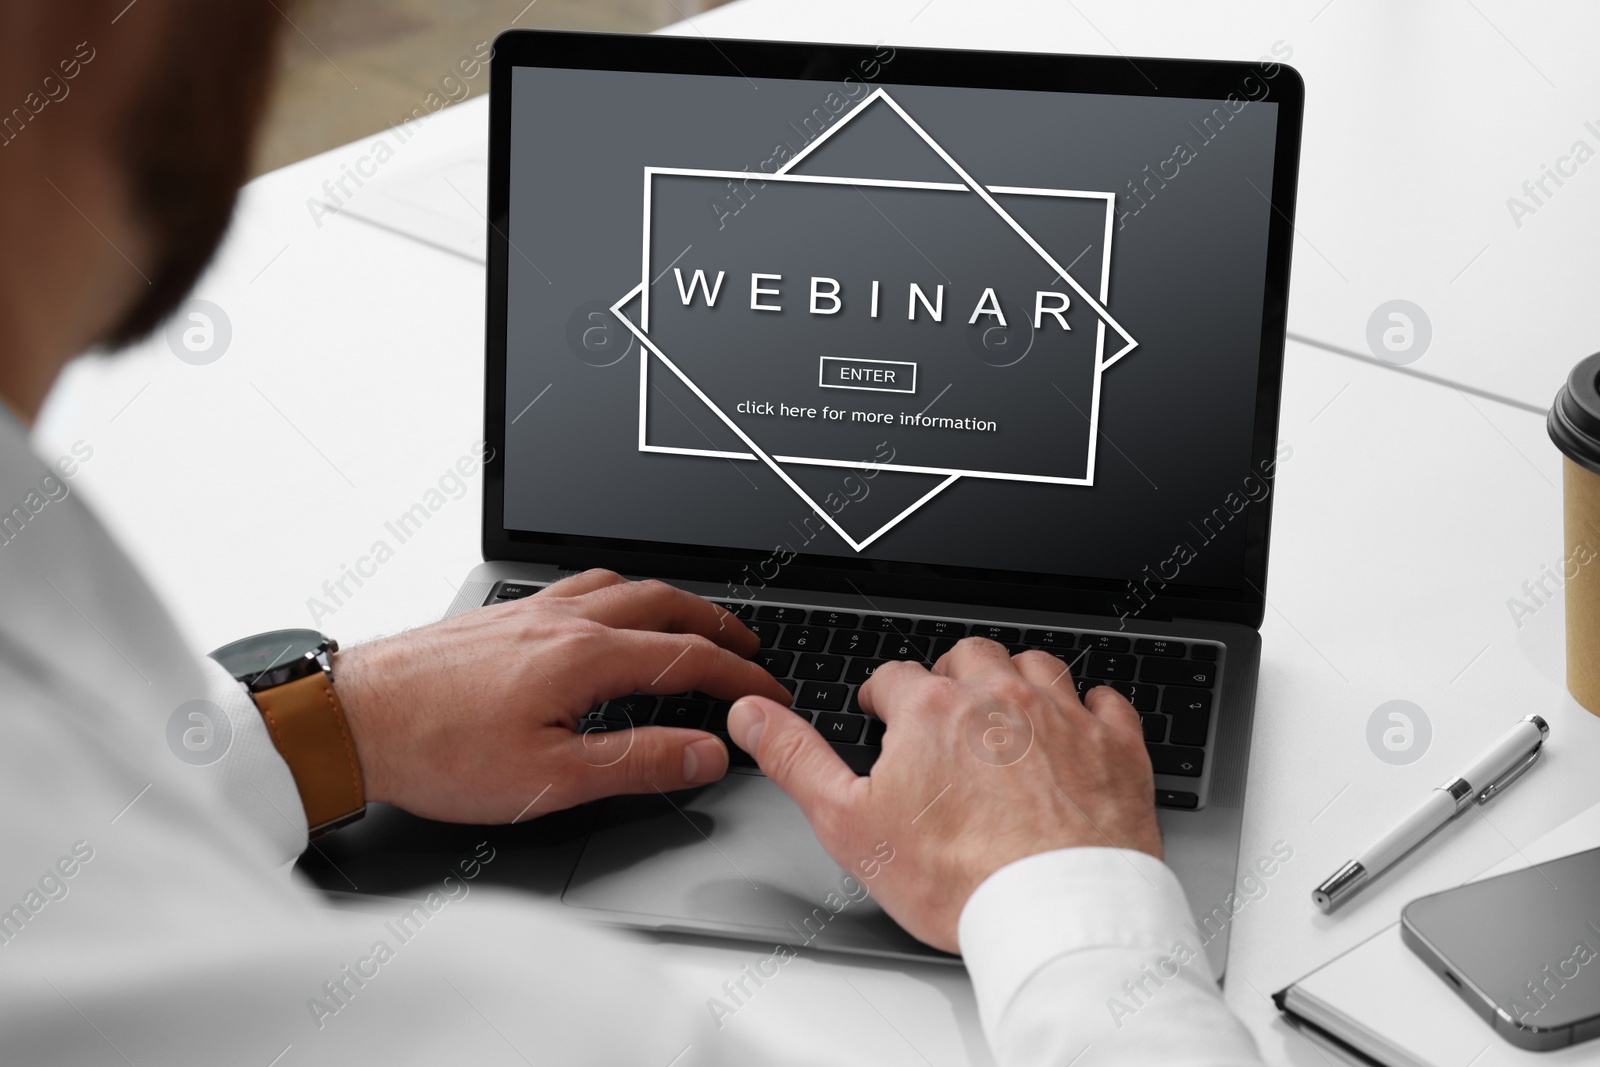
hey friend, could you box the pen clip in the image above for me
[1476,748,1542,805]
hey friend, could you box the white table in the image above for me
[33,2,1600,1063]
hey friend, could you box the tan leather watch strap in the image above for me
[252,671,365,837]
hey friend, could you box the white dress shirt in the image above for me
[0,407,1261,1065]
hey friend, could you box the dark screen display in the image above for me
[501,62,1285,598]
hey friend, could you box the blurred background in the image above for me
[252,0,730,175]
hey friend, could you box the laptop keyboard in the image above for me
[486,581,1220,810]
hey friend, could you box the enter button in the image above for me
[818,356,917,395]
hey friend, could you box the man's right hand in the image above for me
[726,638,1162,954]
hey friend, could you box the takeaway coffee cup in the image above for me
[1548,351,1600,715]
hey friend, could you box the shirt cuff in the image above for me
[200,656,309,868]
[958,847,1214,1037]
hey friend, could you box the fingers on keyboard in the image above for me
[587,599,1219,791]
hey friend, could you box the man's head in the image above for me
[0,1,283,421]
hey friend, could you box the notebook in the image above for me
[1275,801,1600,1066]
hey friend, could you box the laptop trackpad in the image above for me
[561,774,952,962]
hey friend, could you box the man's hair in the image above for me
[102,2,284,348]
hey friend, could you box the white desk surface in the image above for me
[31,2,1600,1063]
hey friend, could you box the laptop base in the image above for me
[446,560,1259,976]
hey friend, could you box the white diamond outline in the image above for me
[611,87,1138,552]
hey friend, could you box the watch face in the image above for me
[210,628,328,685]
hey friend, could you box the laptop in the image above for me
[442,29,1303,972]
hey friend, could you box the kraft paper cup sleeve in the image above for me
[1549,351,1600,715]
[1563,460,1600,714]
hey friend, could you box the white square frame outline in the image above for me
[621,168,1117,485]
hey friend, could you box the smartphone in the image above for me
[1402,845,1600,1051]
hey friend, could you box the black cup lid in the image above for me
[1549,352,1600,475]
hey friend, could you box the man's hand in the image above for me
[727,639,1161,953]
[331,570,789,824]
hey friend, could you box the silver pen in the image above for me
[1312,714,1549,913]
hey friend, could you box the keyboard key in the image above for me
[1024,628,1076,648]
[756,605,808,623]
[778,624,830,651]
[716,733,759,769]
[1156,790,1199,810]
[864,718,887,746]
[845,658,886,684]
[1141,659,1215,687]
[971,624,1022,643]
[1087,651,1136,680]
[880,635,931,661]
[1095,680,1158,711]
[1045,647,1089,675]
[603,695,657,724]
[746,621,779,648]
[704,700,732,732]
[915,619,967,638]
[1134,638,1186,657]
[1080,633,1131,652]
[716,601,755,620]
[815,713,865,744]
[655,697,708,729]
[1168,706,1211,747]
[1190,644,1220,661]
[1140,713,1167,742]
[794,654,845,681]
[1129,682,1162,712]
[1074,677,1105,699]
[809,609,860,628]
[1161,686,1214,715]
[847,688,866,714]
[754,649,794,677]
[830,742,879,775]
[493,582,541,601]
[789,706,814,721]
[1148,745,1204,777]
[794,681,848,712]
[931,636,960,659]
[862,615,913,633]
[828,630,879,656]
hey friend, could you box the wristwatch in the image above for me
[209,628,366,838]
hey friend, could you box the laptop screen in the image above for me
[489,37,1299,623]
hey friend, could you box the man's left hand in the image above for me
[330,569,789,824]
